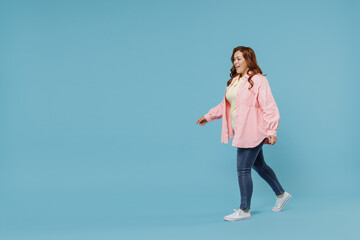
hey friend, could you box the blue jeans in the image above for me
[237,138,285,211]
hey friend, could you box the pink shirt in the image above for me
[204,71,280,148]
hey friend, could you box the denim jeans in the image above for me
[237,138,285,211]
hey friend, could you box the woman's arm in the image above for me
[257,76,280,136]
[204,98,225,122]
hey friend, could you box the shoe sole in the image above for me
[224,216,251,221]
[272,194,292,212]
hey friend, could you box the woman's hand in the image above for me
[267,135,277,145]
[196,116,208,126]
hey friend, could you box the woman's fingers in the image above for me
[196,116,207,125]
[202,118,207,125]
[268,135,277,145]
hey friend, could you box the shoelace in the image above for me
[275,195,285,206]
[232,209,242,214]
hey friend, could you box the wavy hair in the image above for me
[227,46,267,90]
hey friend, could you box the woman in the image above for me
[196,46,291,221]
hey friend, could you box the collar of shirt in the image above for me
[228,70,253,89]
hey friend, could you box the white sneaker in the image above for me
[224,209,251,221]
[272,191,292,212]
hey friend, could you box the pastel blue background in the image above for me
[1,0,359,239]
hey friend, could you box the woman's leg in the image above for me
[237,138,266,211]
[252,148,285,196]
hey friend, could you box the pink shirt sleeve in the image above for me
[257,77,280,136]
[204,98,224,122]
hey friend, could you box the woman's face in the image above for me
[233,51,248,75]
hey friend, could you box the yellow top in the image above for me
[225,76,243,131]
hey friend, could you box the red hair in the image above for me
[227,46,267,90]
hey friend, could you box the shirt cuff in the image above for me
[266,130,277,136]
[204,114,211,122]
